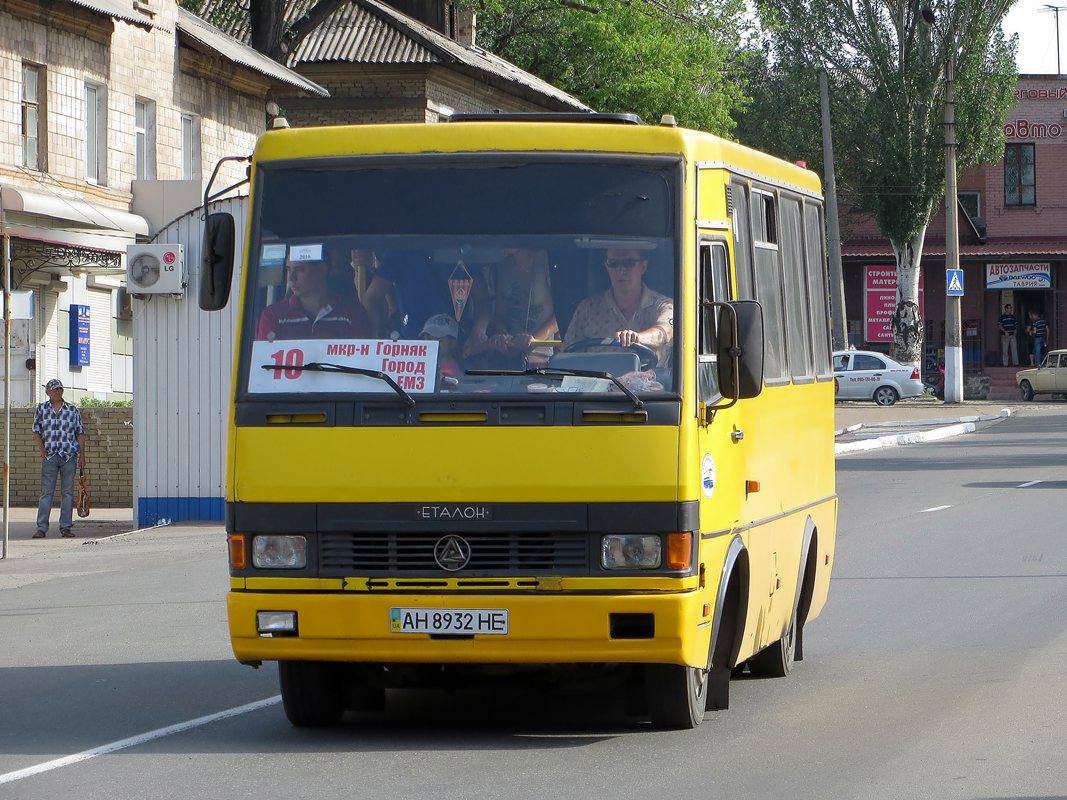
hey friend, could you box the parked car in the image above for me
[832,350,924,406]
[1016,349,1067,401]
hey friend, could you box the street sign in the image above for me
[946,268,964,296]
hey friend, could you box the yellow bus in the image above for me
[202,112,837,729]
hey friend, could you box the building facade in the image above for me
[841,75,1067,392]
[1,0,324,406]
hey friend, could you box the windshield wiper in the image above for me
[260,362,416,408]
[467,367,644,410]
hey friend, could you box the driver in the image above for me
[562,247,673,367]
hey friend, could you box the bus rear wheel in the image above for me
[747,609,797,678]
[279,661,345,727]
[645,663,708,729]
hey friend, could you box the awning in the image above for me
[844,240,1067,259]
[1,186,150,236]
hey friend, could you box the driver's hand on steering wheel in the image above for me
[615,329,641,347]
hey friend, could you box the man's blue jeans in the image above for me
[1033,336,1046,365]
[37,454,78,533]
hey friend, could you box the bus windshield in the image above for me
[240,156,679,400]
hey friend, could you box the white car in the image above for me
[1016,349,1067,401]
[833,350,924,406]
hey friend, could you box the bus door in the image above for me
[695,237,745,543]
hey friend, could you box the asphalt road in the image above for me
[1,411,1065,800]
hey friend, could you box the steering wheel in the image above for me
[564,337,658,370]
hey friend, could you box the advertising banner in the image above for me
[985,263,1051,289]
[864,266,924,343]
[69,304,90,367]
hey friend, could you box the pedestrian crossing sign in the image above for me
[946,268,964,296]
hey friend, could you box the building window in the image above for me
[85,82,106,184]
[181,113,200,180]
[135,98,156,180]
[1004,144,1035,206]
[958,191,980,220]
[22,63,44,170]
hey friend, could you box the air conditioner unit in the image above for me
[126,244,185,295]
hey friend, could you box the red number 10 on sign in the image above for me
[268,348,305,379]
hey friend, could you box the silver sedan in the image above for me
[833,350,925,405]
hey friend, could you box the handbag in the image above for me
[76,469,91,518]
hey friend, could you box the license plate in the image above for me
[390,607,509,635]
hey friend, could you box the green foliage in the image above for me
[78,398,133,408]
[477,0,750,134]
[744,0,1018,246]
[731,49,825,169]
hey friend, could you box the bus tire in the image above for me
[279,661,345,727]
[747,608,797,678]
[645,662,707,729]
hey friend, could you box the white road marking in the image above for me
[1018,480,1044,488]
[0,695,281,785]
[918,505,952,513]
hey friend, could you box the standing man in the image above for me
[32,379,86,538]
[996,303,1018,366]
[1026,310,1048,366]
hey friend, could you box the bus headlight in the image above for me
[601,535,662,570]
[252,535,307,569]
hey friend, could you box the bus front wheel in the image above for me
[279,661,345,727]
[645,662,708,729]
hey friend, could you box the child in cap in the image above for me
[420,313,462,385]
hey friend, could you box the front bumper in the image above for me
[229,587,712,668]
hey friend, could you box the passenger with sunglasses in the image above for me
[562,248,673,367]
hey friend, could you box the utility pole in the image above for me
[1042,5,1066,74]
[819,70,848,351]
[943,35,964,403]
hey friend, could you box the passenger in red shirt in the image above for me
[257,257,371,341]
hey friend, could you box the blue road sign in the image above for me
[946,268,964,296]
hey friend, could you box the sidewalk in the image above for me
[0,506,135,544]
[833,396,1054,454]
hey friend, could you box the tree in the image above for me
[750,0,1017,363]
[477,0,751,135]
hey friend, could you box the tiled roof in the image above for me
[293,3,435,64]
[66,0,157,29]
[175,7,329,97]
[189,0,588,110]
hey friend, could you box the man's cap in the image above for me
[420,313,459,339]
[45,379,64,391]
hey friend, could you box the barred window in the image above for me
[1004,144,1035,206]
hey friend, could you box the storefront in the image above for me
[1,185,148,405]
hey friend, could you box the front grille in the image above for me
[320,531,589,574]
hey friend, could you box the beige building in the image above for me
[0,0,325,405]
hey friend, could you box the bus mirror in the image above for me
[717,300,764,399]
[199,212,235,311]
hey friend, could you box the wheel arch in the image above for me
[792,516,819,661]
[709,534,749,670]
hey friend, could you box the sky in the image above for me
[1002,0,1067,74]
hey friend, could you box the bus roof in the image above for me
[252,118,823,196]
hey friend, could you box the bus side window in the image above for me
[698,240,730,403]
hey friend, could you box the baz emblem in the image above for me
[434,534,472,571]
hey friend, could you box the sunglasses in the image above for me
[605,258,644,270]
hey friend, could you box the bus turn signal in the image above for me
[229,534,247,570]
[667,532,692,570]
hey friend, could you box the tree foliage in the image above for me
[746,0,1017,361]
[476,0,752,134]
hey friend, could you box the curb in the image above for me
[834,409,1012,456]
